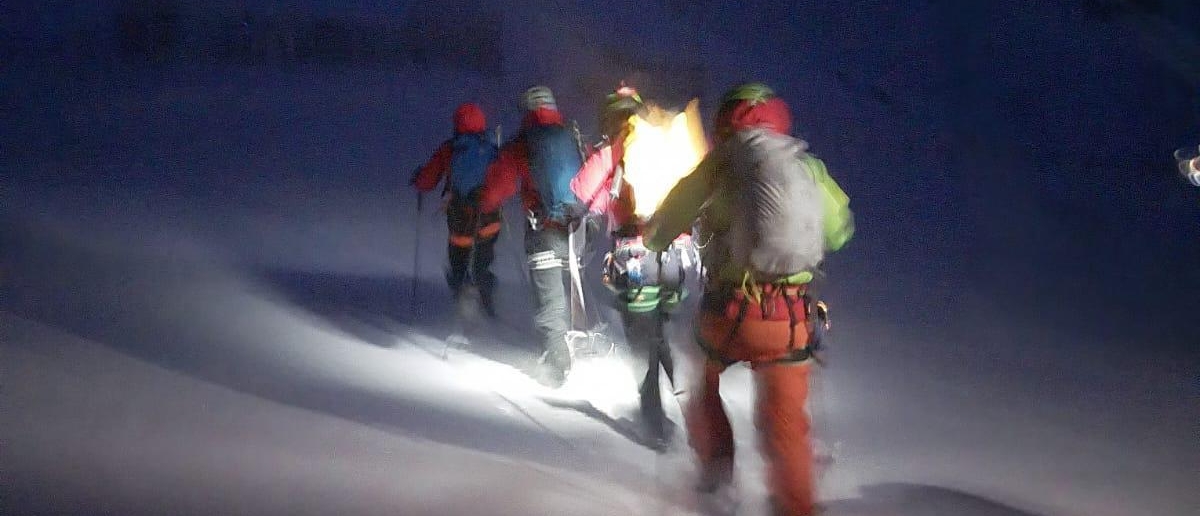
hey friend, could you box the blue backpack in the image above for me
[448,133,498,201]
[525,124,583,221]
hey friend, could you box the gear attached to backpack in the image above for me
[602,234,694,313]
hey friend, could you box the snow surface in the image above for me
[3,2,1199,515]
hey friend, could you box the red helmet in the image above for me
[453,102,486,134]
[714,82,791,141]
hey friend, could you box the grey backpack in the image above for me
[723,128,826,279]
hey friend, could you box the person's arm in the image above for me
[479,138,528,213]
[644,152,720,251]
[571,144,618,215]
[411,141,452,192]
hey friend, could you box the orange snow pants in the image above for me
[689,292,816,516]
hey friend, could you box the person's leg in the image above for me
[446,243,470,299]
[623,308,669,446]
[445,207,473,300]
[754,362,816,516]
[471,233,499,317]
[658,314,676,387]
[688,357,735,492]
[653,247,685,390]
[525,228,571,386]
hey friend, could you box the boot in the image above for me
[478,282,498,319]
[535,345,571,389]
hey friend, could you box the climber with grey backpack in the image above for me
[644,82,854,516]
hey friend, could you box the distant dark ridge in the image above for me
[7,0,504,75]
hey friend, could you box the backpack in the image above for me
[448,132,498,202]
[526,124,583,221]
[723,128,853,280]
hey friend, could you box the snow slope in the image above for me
[0,222,702,515]
[2,315,666,516]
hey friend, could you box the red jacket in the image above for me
[570,137,638,231]
[478,107,566,214]
[571,99,709,234]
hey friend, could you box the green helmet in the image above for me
[604,84,643,111]
[599,84,644,137]
[719,82,776,109]
[715,82,778,138]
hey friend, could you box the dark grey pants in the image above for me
[622,308,676,442]
[608,240,690,444]
[524,226,572,372]
[446,235,498,315]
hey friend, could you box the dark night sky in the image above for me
[3,1,1198,349]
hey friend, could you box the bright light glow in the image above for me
[622,99,708,218]
[1174,146,1200,187]
[559,356,639,416]
[447,349,544,398]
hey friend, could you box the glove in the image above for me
[585,213,604,238]
[408,165,421,187]
[583,213,605,257]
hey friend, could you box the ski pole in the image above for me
[572,120,587,162]
[411,191,424,318]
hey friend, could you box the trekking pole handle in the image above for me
[609,163,624,200]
